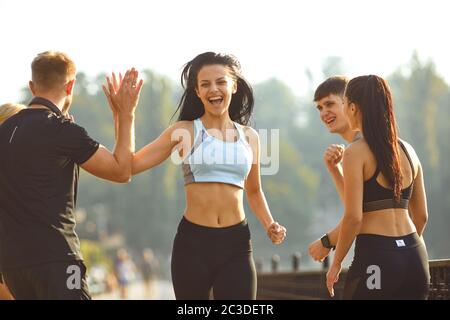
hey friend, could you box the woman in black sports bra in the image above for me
[326,75,430,299]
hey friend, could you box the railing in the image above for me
[429,259,450,300]
[256,255,450,300]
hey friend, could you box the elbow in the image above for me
[114,172,132,183]
[420,214,428,226]
[344,213,363,228]
[115,164,133,183]
[422,212,429,224]
[246,187,263,200]
[414,213,428,228]
[131,167,140,177]
[119,176,132,183]
[410,208,428,222]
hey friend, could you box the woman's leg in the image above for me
[395,241,430,299]
[171,233,212,299]
[212,241,256,300]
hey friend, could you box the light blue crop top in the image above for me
[182,118,253,189]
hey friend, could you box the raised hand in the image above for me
[267,221,287,245]
[102,68,143,116]
[324,144,345,171]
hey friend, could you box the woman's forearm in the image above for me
[333,215,361,265]
[114,113,119,141]
[412,216,427,237]
[246,190,274,230]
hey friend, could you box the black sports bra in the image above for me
[362,141,415,213]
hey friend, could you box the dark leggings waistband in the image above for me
[178,216,249,236]
[355,232,422,251]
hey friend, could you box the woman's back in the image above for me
[356,138,420,236]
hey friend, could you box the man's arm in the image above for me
[326,219,341,246]
[308,144,345,262]
[324,144,345,202]
[308,219,341,262]
[327,144,364,297]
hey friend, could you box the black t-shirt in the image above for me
[0,108,99,270]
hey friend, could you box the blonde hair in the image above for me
[31,51,76,91]
[0,103,26,124]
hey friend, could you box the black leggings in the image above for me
[343,232,430,300]
[171,216,256,300]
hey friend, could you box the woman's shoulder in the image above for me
[240,124,258,134]
[167,120,195,134]
[173,120,194,129]
[241,125,258,137]
[240,125,260,147]
[346,137,369,154]
[162,121,195,142]
[398,138,416,156]
[398,138,420,167]
[343,138,372,166]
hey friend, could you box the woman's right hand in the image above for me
[267,222,287,245]
[102,68,143,116]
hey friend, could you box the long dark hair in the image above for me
[172,52,254,125]
[345,75,403,201]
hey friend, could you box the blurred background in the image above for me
[1,0,449,299]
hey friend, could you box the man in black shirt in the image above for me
[0,51,143,299]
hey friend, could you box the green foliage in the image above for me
[80,240,113,271]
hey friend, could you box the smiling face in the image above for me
[316,93,350,134]
[195,64,237,117]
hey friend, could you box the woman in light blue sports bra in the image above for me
[106,52,286,299]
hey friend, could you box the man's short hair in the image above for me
[313,76,349,102]
[31,51,76,91]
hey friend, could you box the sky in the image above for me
[1,0,449,103]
